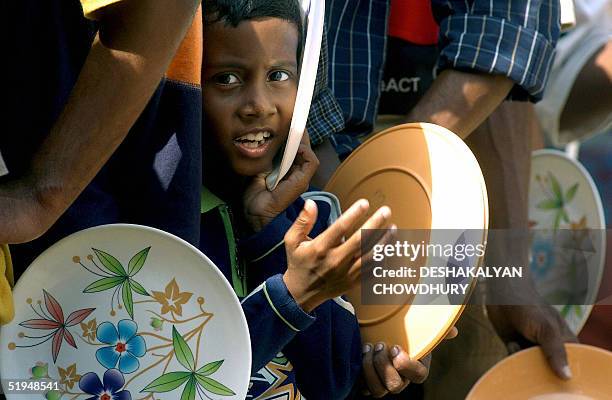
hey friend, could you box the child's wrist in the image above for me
[282,272,322,313]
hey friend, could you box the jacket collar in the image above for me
[200,186,225,214]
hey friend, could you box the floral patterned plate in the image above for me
[528,149,606,334]
[0,224,251,400]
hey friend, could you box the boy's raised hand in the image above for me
[243,132,319,232]
[283,198,395,313]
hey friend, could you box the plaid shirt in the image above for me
[314,0,561,156]
[307,24,346,146]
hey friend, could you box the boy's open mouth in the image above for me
[233,130,274,158]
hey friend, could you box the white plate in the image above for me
[528,149,606,334]
[266,0,325,190]
[0,224,251,400]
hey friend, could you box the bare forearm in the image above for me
[407,70,513,139]
[0,0,200,243]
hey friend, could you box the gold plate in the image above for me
[467,344,612,399]
[325,123,489,359]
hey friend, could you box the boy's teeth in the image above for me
[243,141,265,148]
[237,131,271,142]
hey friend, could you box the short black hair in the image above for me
[204,0,304,60]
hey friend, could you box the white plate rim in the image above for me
[530,148,607,334]
[265,0,325,190]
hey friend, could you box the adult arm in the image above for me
[408,0,561,138]
[483,209,577,380]
[406,70,513,139]
[0,0,200,243]
[411,0,575,381]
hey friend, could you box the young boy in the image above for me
[200,0,394,398]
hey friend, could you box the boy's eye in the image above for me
[268,71,290,82]
[214,73,240,85]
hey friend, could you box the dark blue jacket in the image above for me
[199,188,361,399]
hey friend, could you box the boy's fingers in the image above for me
[284,199,318,249]
[277,150,308,185]
[290,132,317,173]
[315,199,370,248]
[246,173,268,192]
[392,350,430,384]
[347,221,396,263]
[362,344,388,398]
[347,226,397,280]
[297,146,319,180]
[337,207,393,265]
[275,171,310,204]
[362,221,397,249]
[358,206,392,240]
[445,326,458,340]
[372,343,406,394]
[275,145,319,200]
[291,143,315,170]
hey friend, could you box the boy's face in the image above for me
[203,18,299,177]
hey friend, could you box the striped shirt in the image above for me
[323,0,561,156]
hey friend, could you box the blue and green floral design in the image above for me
[95,320,146,374]
[10,245,234,399]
